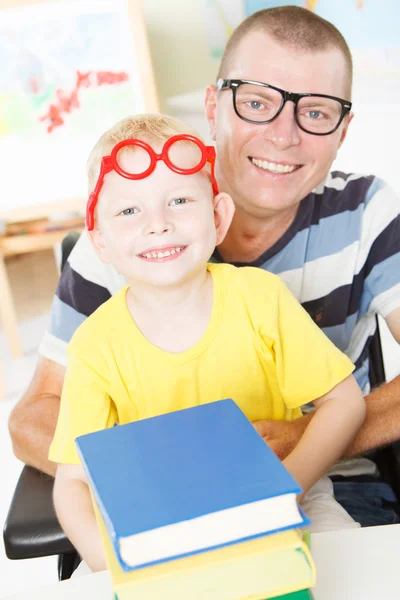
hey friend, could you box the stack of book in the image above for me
[76,399,315,599]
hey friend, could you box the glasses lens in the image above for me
[115,143,152,176]
[234,83,283,123]
[297,96,343,134]
[166,138,203,171]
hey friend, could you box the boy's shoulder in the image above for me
[209,263,285,315]
[210,262,284,292]
[68,286,129,351]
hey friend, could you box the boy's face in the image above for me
[89,142,234,288]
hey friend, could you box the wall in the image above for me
[142,0,218,110]
[333,73,400,197]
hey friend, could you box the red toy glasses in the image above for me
[86,134,219,230]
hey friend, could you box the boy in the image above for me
[49,114,365,574]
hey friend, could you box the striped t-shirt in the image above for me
[40,171,400,394]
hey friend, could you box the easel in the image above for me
[0,0,159,401]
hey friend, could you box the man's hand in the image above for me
[252,415,312,460]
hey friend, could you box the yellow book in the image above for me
[97,510,315,600]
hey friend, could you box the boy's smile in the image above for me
[138,245,187,261]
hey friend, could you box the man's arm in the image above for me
[8,357,65,476]
[254,306,400,460]
[347,306,400,454]
[8,232,116,475]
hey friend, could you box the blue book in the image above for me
[76,399,309,571]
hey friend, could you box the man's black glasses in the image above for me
[217,78,352,136]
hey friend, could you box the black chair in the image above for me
[369,321,400,501]
[3,466,80,580]
[3,236,400,578]
[3,231,81,580]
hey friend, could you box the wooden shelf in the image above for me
[1,224,84,257]
[0,198,85,224]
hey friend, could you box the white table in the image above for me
[4,525,400,600]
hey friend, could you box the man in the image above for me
[9,6,400,526]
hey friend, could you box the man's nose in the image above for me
[262,101,301,149]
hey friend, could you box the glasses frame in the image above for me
[217,78,352,136]
[86,134,219,231]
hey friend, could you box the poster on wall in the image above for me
[202,1,245,60]
[203,1,400,78]
[0,0,158,217]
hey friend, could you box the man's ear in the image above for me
[338,111,354,149]
[213,192,235,245]
[205,84,218,141]
[87,226,111,264]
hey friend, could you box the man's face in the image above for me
[90,143,231,288]
[206,31,353,219]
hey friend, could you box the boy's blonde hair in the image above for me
[87,113,203,191]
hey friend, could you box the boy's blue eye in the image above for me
[170,198,188,206]
[121,207,139,215]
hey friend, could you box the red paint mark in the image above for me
[56,87,80,114]
[29,77,40,94]
[40,70,129,133]
[40,104,64,133]
[96,71,128,86]
[76,70,92,88]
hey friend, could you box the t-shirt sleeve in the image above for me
[359,179,400,318]
[48,331,117,465]
[262,280,355,410]
[38,232,115,367]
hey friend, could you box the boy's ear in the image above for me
[87,226,111,264]
[213,192,235,245]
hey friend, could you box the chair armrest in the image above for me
[3,466,75,559]
[387,441,400,500]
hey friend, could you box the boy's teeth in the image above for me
[142,247,183,258]
[251,158,297,173]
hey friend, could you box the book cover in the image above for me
[96,508,315,600]
[76,399,310,571]
[271,589,314,599]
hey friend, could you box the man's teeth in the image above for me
[142,247,183,259]
[251,158,298,173]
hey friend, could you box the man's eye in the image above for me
[121,207,139,215]
[307,110,322,120]
[170,198,188,206]
[247,100,264,110]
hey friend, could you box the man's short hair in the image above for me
[218,5,353,98]
[87,114,202,192]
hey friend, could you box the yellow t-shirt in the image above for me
[49,263,354,465]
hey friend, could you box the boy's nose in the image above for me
[144,212,175,236]
[147,225,172,235]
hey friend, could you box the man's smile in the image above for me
[249,156,303,175]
